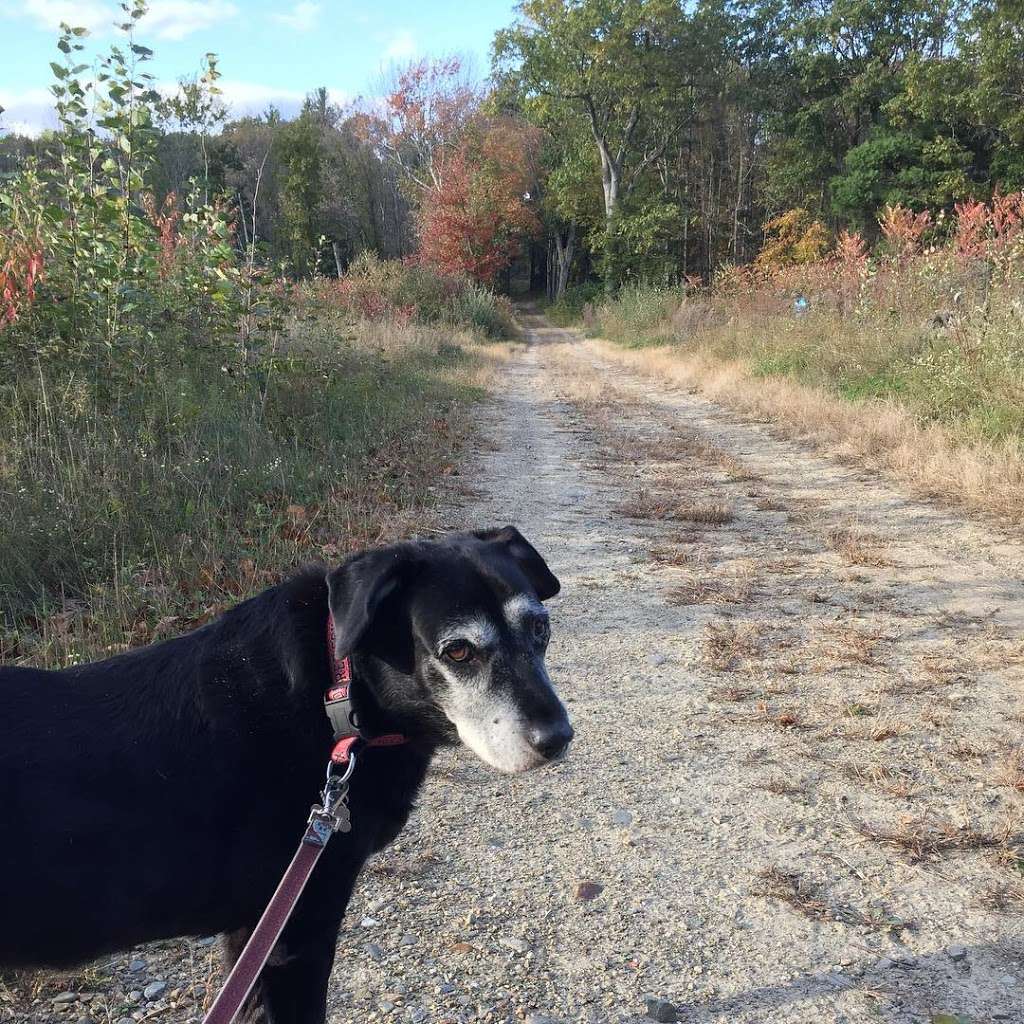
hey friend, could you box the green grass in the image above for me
[0,315,487,668]
[593,279,1024,449]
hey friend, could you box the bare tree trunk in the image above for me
[331,241,344,278]
[554,223,576,300]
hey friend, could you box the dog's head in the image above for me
[326,526,572,773]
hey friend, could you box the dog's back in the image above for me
[0,597,323,967]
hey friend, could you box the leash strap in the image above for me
[202,841,325,1024]
[202,759,354,1024]
[201,615,409,1024]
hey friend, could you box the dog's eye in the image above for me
[444,641,473,663]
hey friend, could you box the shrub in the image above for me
[546,281,603,326]
[324,252,515,339]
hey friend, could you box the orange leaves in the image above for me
[417,118,541,283]
[0,241,44,328]
[878,204,932,260]
[954,191,1024,264]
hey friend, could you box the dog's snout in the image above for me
[529,719,574,761]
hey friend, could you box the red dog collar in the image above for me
[325,617,405,763]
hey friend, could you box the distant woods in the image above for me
[3,0,1024,295]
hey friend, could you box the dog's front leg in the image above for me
[258,904,347,1024]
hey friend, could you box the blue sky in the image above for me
[0,0,518,135]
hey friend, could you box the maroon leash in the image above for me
[201,621,406,1024]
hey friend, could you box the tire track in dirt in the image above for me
[328,315,1024,1024]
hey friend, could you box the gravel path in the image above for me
[328,315,1024,1024]
[6,314,1023,1024]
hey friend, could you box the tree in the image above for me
[494,0,691,281]
[417,118,541,283]
[358,58,481,194]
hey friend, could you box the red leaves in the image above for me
[0,243,44,328]
[417,119,541,283]
[879,204,932,260]
[142,191,183,279]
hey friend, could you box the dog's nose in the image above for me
[529,720,574,761]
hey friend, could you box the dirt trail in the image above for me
[329,314,1024,1024]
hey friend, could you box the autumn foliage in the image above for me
[417,119,541,283]
[0,243,43,327]
[359,58,540,283]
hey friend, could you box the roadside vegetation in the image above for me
[0,6,508,669]
[584,197,1024,519]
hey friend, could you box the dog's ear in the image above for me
[474,525,560,601]
[326,547,418,659]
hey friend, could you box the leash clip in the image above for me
[305,755,356,846]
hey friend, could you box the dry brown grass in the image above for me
[647,543,691,566]
[754,867,832,920]
[825,526,892,567]
[678,501,734,525]
[710,684,757,702]
[703,621,762,670]
[756,776,806,796]
[996,748,1024,791]
[843,761,921,799]
[756,702,810,730]
[594,339,1024,522]
[615,489,733,526]
[852,813,1003,863]
[839,715,909,742]
[979,881,1024,912]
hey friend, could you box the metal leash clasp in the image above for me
[305,754,356,847]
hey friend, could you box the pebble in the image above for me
[575,881,604,901]
[400,932,418,946]
[611,809,633,827]
[195,936,218,948]
[647,653,667,667]
[500,937,530,953]
[947,944,968,961]
[365,942,384,961]
[526,1016,557,1024]
[53,992,79,1004]
[644,996,678,1022]
[76,1017,95,1024]
[142,981,167,1001]
[127,959,147,973]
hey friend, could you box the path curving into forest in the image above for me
[328,313,1024,1024]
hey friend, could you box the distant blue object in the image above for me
[794,295,809,314]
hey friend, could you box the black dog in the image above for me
[0,526,572,1024]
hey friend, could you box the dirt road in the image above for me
[329,315,1024,1024]
[8,315,1021,1024]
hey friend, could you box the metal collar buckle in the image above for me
[305,756,356,846]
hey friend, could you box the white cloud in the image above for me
[5,0,116,35]
[384,29,417,63]
[213,79,349,119]
[0,79,351,137]
[1,0,237,40]
[141,1,238,41]
[0,86,59,138]
[272,1,320,32]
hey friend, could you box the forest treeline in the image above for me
[2,0,1024,296]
